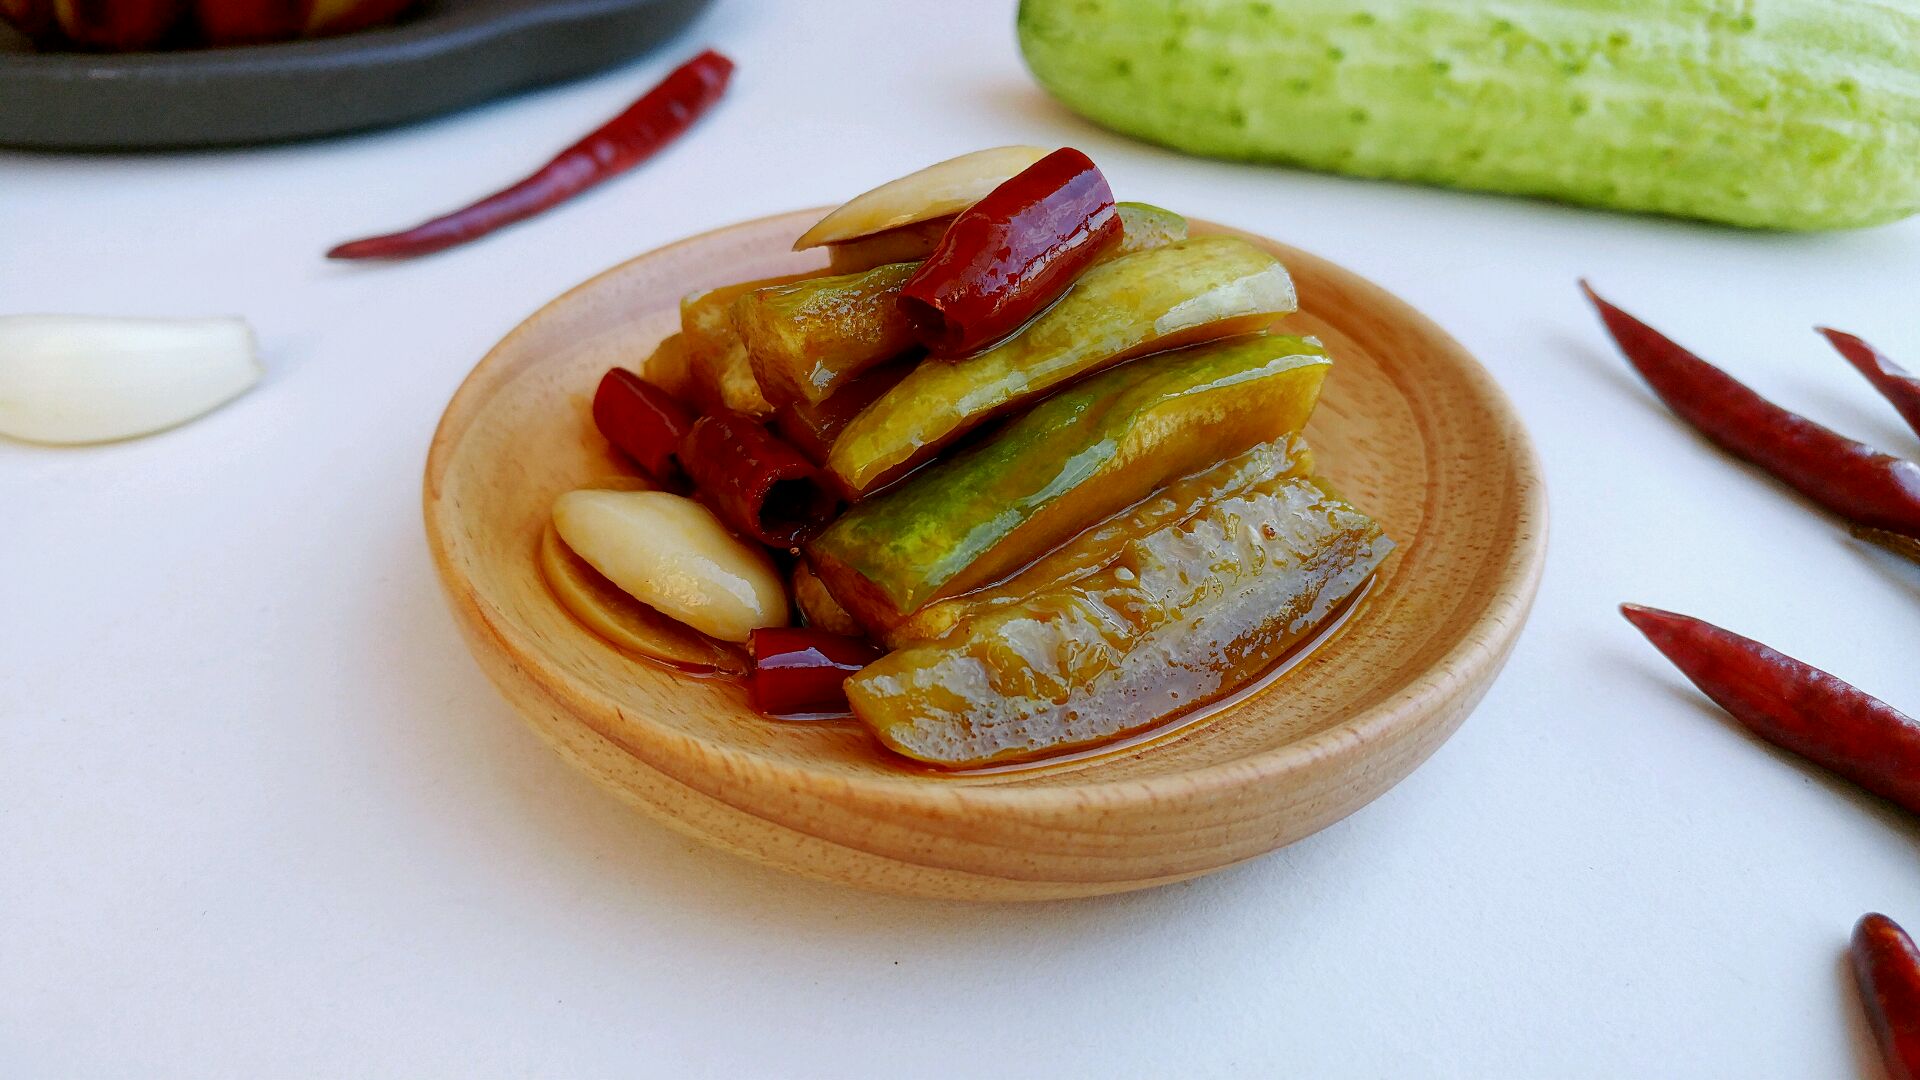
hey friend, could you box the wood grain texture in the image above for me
[423,210,1548,900]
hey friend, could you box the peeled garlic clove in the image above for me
[539,523,749,675]
[792,146,1051,250]
[538,474,750,674]
[551,489,788,643]
[0,315,261,445]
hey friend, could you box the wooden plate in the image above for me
[0,0,710,149]
[424,210,1547,901]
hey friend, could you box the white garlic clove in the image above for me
[791,146,1051,250]
[551,488,789,643]
[539,522,748,675]
[0,315,262,445]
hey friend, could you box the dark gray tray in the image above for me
[0,0,713,149]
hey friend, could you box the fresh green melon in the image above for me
[1018,0,1920,230]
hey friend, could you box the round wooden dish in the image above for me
[425,210,1547,901]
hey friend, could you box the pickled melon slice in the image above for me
[848,473,1391,768]
[810,334,1330,632]
[827,235,1297,493]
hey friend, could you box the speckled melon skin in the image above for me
[1018,0,1920,230]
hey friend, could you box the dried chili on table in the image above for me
[898,147,1121,357]
[678,412,838,547]
[328,49,734,260]
[1852,913,1920,1080]
[1821,328,1920,444]
[1582,284,1920,543]
[1620,604,1920,815]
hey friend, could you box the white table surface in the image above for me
[5,3,1918,1076]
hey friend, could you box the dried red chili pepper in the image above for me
[1822,328,1920,443]
[1583,284,1920,542]
[1620,604,1920,815]
[747,627,881,717]
[328,49,734,261]
[678,411,838,547]
[1852,913,1920,1080]
[898,147,1120,357]
[592,368,692,479]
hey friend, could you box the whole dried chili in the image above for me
[898,147,1121,357]
[1582,284,1920,541]
[1821,328,1920,444]
[747,627,880,717]
[328,49,734,261]
[1619,604,1920,815]
[592,368,692,479]
[678,411,838,547]
[1852,913,1920,1080]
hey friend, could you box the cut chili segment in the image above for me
[328,49,734,260]
[1821,328,1920,444]
[1619,603,1920,815]
[747,627,881,717]
[678,412,838,547]
[592,368,693,479]
[898,147,1121,357]
[1852,913,1920,1080]
[1582,283,1920,541]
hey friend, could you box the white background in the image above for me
[5,3,1917,1076]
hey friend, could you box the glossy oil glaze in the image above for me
[925,574,1378,778]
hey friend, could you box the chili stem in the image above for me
[1853,525,1920,566]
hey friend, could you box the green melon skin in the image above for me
[1018,0,1920,230]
